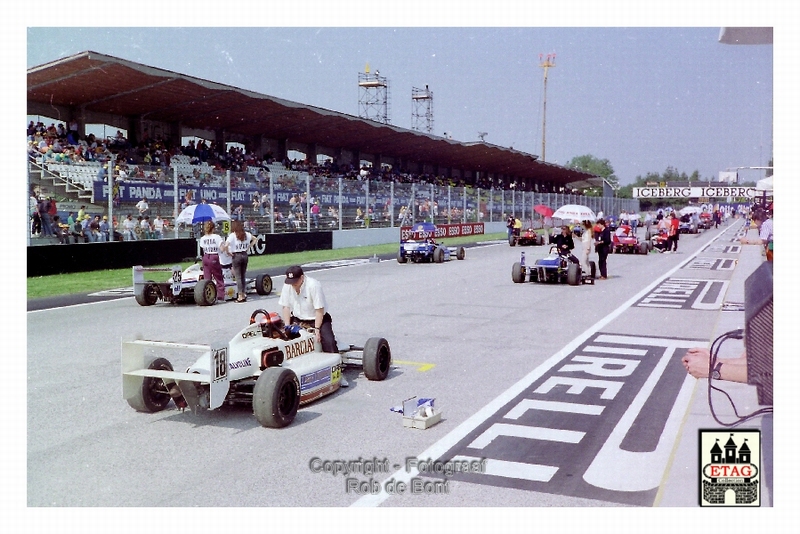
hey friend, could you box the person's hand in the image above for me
[682,347,711,378]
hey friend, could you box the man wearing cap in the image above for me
[99,216,110,242]
[279,265,340,355]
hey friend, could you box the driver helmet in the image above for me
[267,311,284,330]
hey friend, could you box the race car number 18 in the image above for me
[212,348,228,381]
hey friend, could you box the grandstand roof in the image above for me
[28,51,601,189]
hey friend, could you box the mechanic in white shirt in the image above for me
[279,265,340,355]
[198,221,226,302]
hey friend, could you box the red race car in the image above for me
[612,225,651,254]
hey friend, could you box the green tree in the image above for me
[566,154,618,196]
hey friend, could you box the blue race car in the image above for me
[398,222,466,264]
[511,247,595,286]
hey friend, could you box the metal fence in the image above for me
[35,160,640,236]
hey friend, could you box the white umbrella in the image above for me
[679,205,703,216]
[756,176,773,192]
[174,203,231,225]
[552,204,596,222]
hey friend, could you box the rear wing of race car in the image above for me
[132,265,184,298]
[122,338,230,412]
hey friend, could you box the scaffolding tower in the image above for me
[358,69,391,124]
[411,85,434,133]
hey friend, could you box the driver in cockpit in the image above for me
[551,225,579,264]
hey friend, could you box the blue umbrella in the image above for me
[175,203,231,225]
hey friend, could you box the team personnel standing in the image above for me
[279,265,340,356]
[580,220,594,274]
[667,212,680,253]
[198,220,226,302]
[594,218,612,280]
[225,220,257,303]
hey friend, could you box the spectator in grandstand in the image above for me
[97,164,107,183]
[140,216,153,239]
[52,216,71,244]
[29,193,41,236]
[233,204,244,221]
[311,201,321,229]
[152,215,164,239]
[99,216,111,242]
[89,215,104,242]
[327,206,339,227]
[136,197,149,217]
[122,214,138,241]
[80,214,92,242]
[38,197,54,237]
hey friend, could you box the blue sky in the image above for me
[26,24,775,185]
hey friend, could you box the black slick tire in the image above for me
[362,337,391,381]
[252,367,300,428]
[127,357,174,413]
[567,262,582,286]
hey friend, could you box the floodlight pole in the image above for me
[539,53,556,162]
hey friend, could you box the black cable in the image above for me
[706,328,772,427]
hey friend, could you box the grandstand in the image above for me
[28,51,638,244]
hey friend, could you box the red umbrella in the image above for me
[533,204,554,217]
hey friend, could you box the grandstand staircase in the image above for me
[29,160,94,203]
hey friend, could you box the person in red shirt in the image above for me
[666,212,680,253]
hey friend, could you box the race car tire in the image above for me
[567,263,582,286]
[255,273,273,295]
[511,262,525,283]
[252,367,300,428]
[397,251,407,263]
[508,235,517,246]
[194,279,217,306]
[127,357,175,413]
[589,261,597,279]
[363,337,392,381]
[538,234,545,246]
[135,281,159,306]
[638,242,648,255]
[645,230,652,241]
[647,241,654,252]
[456,246,466,260]
[433,247,445,263]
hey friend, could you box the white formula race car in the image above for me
[122,309,391,427]
[133,263,273,306]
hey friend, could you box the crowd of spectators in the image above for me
[28,119,592,240]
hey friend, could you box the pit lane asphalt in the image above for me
[26,226,742,509]
[25,242,498,312]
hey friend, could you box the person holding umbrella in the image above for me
[198,220,226,303]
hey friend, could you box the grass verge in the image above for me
[27,232,507,299]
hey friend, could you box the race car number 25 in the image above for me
[212,348,228,381]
